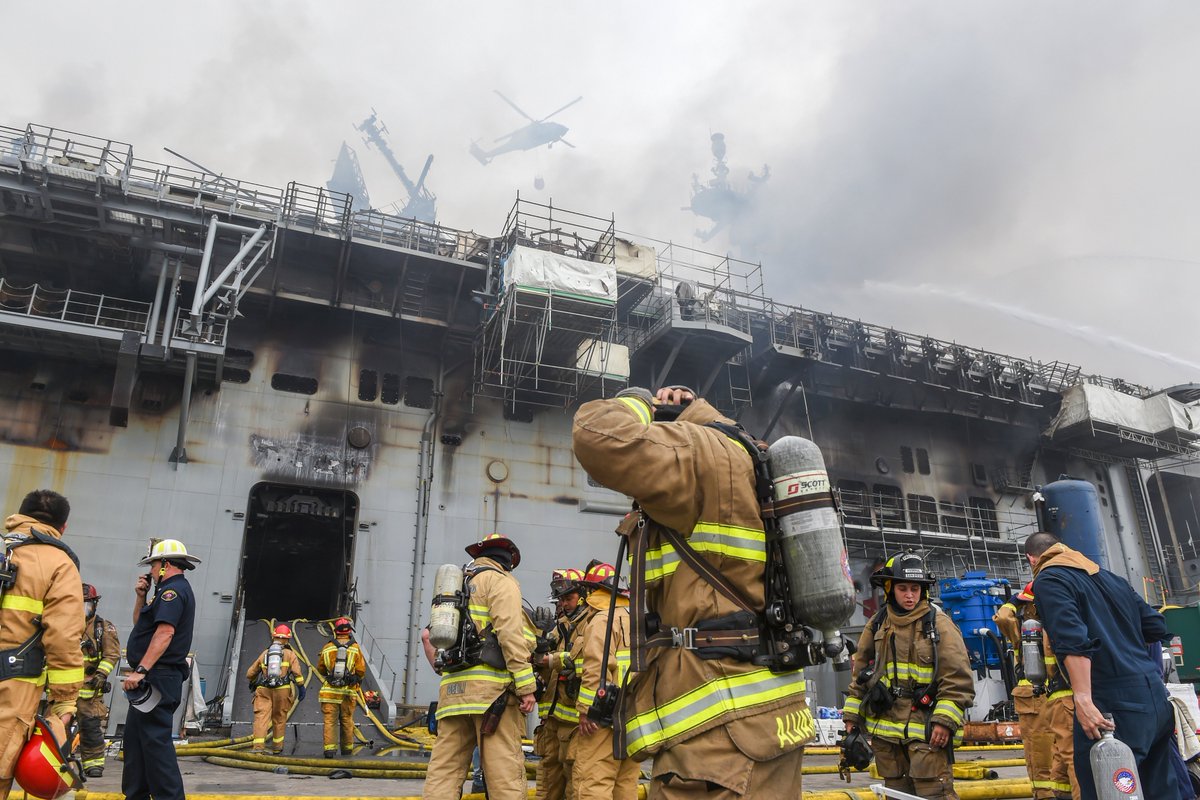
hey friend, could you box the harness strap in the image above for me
[659,527,757,614]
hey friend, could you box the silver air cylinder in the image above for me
[1090,716,1143,800]
[429,563,465,650]
[767,436,856,663]
[266,642,283,680]
[333,645,348,681]
[1021,618,1046,684]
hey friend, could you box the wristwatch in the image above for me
[134,665,148,675]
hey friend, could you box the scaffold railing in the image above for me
[0,280,152,335]
[499,196,616,264]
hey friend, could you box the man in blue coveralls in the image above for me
[121,539,199,800]
[1026,531,1190,800]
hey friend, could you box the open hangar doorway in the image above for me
[240,482,359,621]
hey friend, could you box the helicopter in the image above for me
[470,91,582,166]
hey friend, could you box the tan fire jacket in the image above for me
[435,556,536,720]
[844,600,975,744]
[79,613,120,700]
[573,397,812,762]
[570,590,631,719]
[316,638,365,702]
[994,587,1067,692]
[247,645,303,689]
[540,606,585,725]
[1,514,85,707]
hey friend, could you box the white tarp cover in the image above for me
[1047,383,1198,439]
[1145,394,1198,438]
[503,245,617,302]
[613,237,657,279]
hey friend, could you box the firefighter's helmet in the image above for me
[273,623,292,640]
[578,562,623,593]
[870,553,935,593]
[333,617,353,634]
[13,717,81,799]
[1016,582,1035,603]
[465,533,521,568]
[137,538,202,570]
[550,568,585,599]
[82,583,100,602]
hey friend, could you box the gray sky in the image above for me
[9,1,1199,388]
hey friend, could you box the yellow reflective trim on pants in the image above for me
[618,397,652,426]
[1048,689,1073,701]
[47,667,85,683]
[0,595,44,614]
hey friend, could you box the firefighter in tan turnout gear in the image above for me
[78,582,119,777]
[0,489,85,800]
[568,562,639,800]
[425,533,537,800]
[316,617,365,757]
[573,387,813,800]
[843,554,975,800]
[246,623,305,754]
[535,568,588,800]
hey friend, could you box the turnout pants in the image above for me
[649,724,804,800]
[424,694,528,800]
[1013,684,1054,799]
[252,685,294,753]
[77,694,110,773]
[122,668,186,800]
[536,718,577,800]
[1044,692,1079,800]
[569,726,639,800]
[0,680,45,800]
[321,695,357,754]
[872,736,958,800]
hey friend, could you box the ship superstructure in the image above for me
[0,121,1197,729]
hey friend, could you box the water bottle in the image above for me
[1090,714,1142,800]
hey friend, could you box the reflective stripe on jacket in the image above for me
[316,639,365,702]
[79,615,120,700]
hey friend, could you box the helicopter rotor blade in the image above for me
[540,96,583,122]
[494,91,536,123]
[558,137,576,149]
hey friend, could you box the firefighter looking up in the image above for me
[568,562,638,800]
[424,533,537,800]
[994,582,1078,800]
[316,617,365,757]
[246,623,305,754]
[843,554,975,800]
[535,568,588,800]
[573,386,813,799]
[78,582,119,777]
[0,490,85,800]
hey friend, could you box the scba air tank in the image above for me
[1021,618,1046,684]
[767,436,857,662]
[1090,716,1143,800]
[266,642,283,680]
[429,564,465,651]
[1041,478,1109,570]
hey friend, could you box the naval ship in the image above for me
[1,121,1198,740]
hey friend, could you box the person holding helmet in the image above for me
[568,562,638,800]
[122,537,199,800]
[535,567,589,800]
[843,554,974,800]
[316,617,365,757]
[78,583,119,777]
[246,623,305,754]
[0,489,84,800]
[425,533,537,800]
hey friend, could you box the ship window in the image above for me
[907,494,938,531]
[404,376,435,409]
[66,389,90,404]
[900,446,915,474]
[381,373,401,405]
[970,463,988,486]
[223,368,251,384]
[271,373,318,395]
[967,497,999,538]
[873,484,906,527]
[939,500,969,536]
[226,347,255,364]
[916,448,931,475]
[358,369,378,402]
[836,480,872,526]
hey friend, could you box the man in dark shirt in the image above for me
[1026,531,1189,800]
[121,539,199,800]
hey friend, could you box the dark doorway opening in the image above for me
[241,483,358,620]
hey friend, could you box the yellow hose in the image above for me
[202,756,430,779]
[805,743,1024,755]
[182,747,538,779]
[802,781,1033,799]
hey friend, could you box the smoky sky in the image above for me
[7,1,1199,388]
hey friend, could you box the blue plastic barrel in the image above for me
[938,571,1010,669]
[1041,478,1108,569]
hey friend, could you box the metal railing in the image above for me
[12,123,133,186]
[351,209,496,265]
[353,615,399,721]
[500,196,617,264]
[0,279,152,334]
[126,158,284,218]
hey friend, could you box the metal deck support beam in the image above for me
[169,351,197,465]
[146,255,169,346]
[190,216,219,322]
[651,338,685,388]
[200,224,268,307]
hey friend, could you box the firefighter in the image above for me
[424,533,537,800]
[78,583,119,777]
[843,554,975,800]
[246,623,305,754]
[315,617,365,757]
[536,568,588,800]
[0,490,85,800]
[573,387,812,799]
[994,582,1078,800]
[568,562,639,800]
